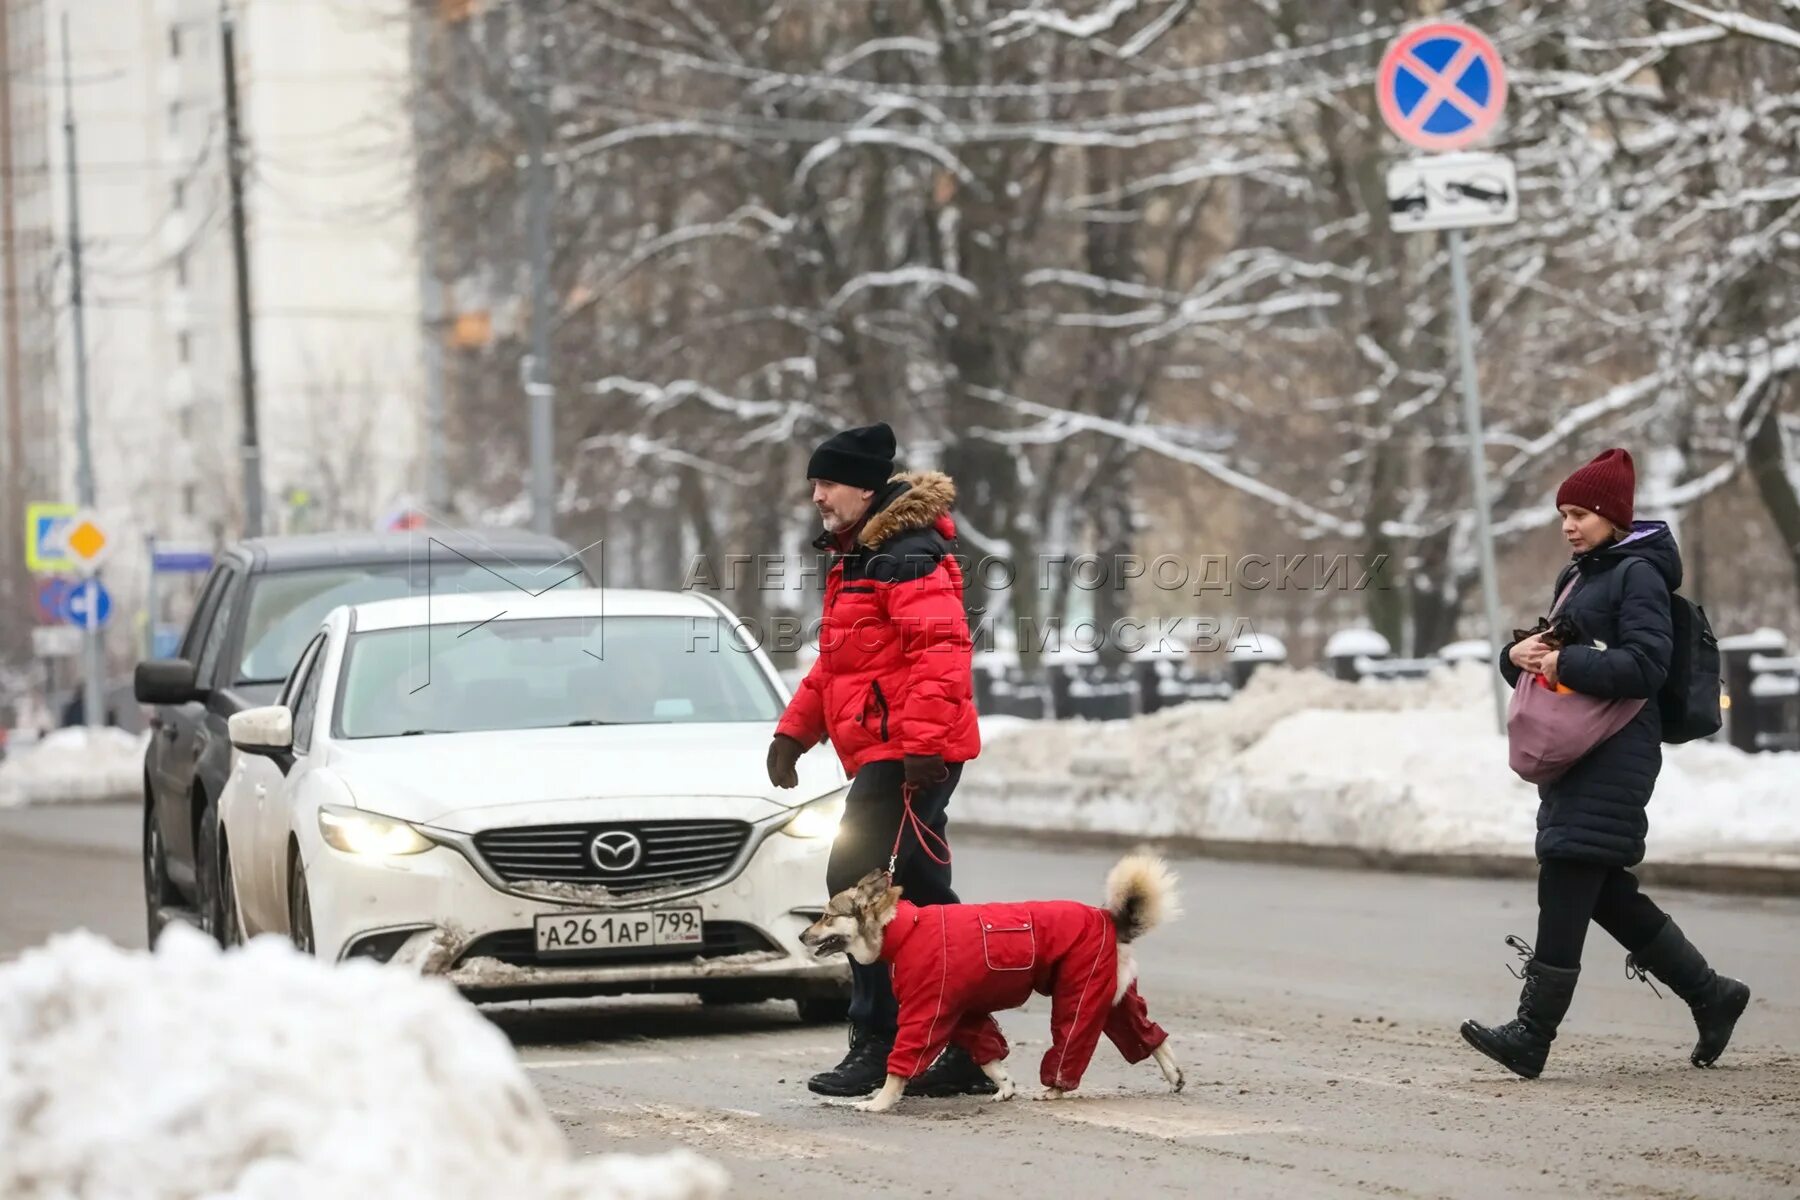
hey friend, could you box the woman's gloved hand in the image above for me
[766,734,803,788]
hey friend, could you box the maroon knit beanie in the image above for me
[1555,448,1635,530]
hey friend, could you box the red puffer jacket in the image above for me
[776,471,981,775]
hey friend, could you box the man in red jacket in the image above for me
[766,421,984,1098]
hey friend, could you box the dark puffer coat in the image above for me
[1498,520,1679,867]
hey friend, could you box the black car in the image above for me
[134,528,596,944]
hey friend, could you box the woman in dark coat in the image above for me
[1461,448,1750,1079]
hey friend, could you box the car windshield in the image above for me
[236,560,584,684]
[333,615,782,738]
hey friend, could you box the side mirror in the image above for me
[136,658,201,705]
[229,705,294,761]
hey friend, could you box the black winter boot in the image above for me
[1626,918,1751,1068]
[1461,937,1581,1080]
[905,1045,998,1098]
[806,1026,893,1097]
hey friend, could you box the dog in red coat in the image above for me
[799,853,1185,1113]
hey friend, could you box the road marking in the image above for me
[1045,1100,1304,1142]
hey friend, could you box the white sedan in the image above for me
[215,587,852,1017]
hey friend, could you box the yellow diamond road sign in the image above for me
[65,509,112,573]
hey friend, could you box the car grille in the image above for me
[456,922,778,969]
[471,819,752,894]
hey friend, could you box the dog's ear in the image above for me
[853,870,902,907]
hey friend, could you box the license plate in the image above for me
[532,908,704,958]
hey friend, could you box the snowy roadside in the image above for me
[962,664,1800,875]
[0,925,727,1200]
[0,727,147,809]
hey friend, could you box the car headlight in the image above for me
[781,788,848,839]
[318,805,433,856]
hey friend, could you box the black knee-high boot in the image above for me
[1461,938,1581,1080]
[1625,918,1751,1068]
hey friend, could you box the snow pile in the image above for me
[960,664,1800,868]
[978,713,1038,745]
[0,926,728,1200]
[0,726,147,809]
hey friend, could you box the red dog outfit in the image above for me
[878,898,1169,1091]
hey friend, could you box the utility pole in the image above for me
[524,0,554,536]
[410,6,447,513]
[0,0,26,667]
[1,0,25,578]
[220,1,263,537]
[60,13,103,731]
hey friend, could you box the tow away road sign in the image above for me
[32,626,82,658]
[1387,153,1519,232]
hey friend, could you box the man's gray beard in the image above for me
[819,511,846,533]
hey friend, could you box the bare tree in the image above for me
[407,0,1798,655]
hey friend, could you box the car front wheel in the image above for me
[196,797,223,946]
[288,852,315,956]
[216,839,244,948]
[142,795,179,948]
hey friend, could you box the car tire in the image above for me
[196,796,223,946]
[795,993,852,1024]
[288,852,315,956]
[142,792,180,948]
[216,838,244,948]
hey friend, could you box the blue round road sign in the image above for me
[59,578,113,629]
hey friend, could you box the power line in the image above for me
[0,154,219,178]
[555,70,1376,147]
[571,0,1511,102]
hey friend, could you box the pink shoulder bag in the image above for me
[1506,573,1646,785]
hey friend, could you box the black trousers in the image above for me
[1534,858,1671,970]
[826,758,962,1038]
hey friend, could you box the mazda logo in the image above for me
[589,831,643,873]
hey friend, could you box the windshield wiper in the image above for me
[564,719,616,727]
[396,729,450,737]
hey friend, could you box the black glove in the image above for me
[766,734,803,788]
[903,753,948,788]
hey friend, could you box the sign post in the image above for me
[1377,21,1513,733]
[62,509,112,729]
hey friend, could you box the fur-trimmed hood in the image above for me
[858,470,956,549]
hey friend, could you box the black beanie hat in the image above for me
[806,422,896,490]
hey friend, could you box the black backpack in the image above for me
[1659,592,1721,744]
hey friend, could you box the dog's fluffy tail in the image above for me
[1105,852,1180,944]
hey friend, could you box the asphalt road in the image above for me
[3,803,1797,1198]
